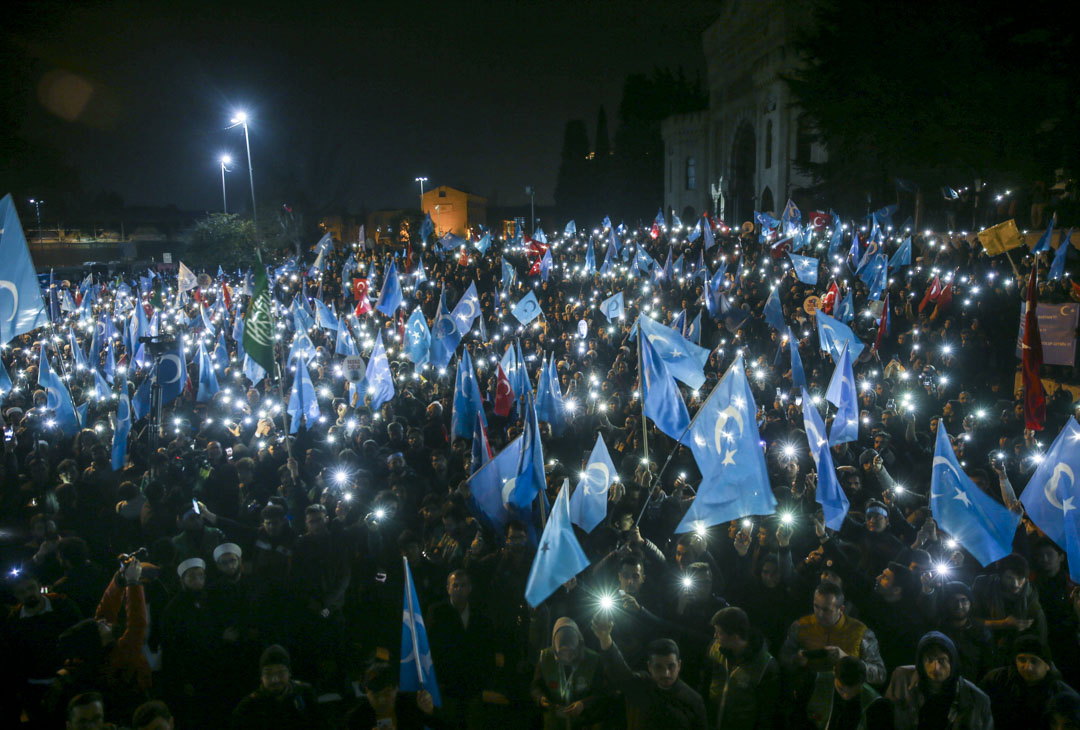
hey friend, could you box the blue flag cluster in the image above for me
[676,355,777,533]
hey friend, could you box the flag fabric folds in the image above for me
[801,388,849,529]
[1021,418,1080,584]
[568,434,616,533]
[511,291,543,325]
[676,355,776,533]
[365,332,395,411]
[450,348,486,441]
[524,482,590,608]
[640,334,690,441]
[825,343,859,446]
[0,194,50,344]
[400,557,441,706]
[931,423,1020,566]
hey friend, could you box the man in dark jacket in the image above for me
[591,612,707,729]
[706,606,781,729]
[981,635,1080,730]
[233,645,325,729]
[884,631,992,729]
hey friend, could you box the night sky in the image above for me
[5,0,719,213]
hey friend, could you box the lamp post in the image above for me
[228,111,257,235]
[219,155,232,214]
[415,176,428,209]
[525,185,535,237]
[28,198,43,247]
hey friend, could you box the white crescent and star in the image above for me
[713,404,745,465]
[1046,463,1077,513]
[501,476,518,506]
[0,281,19,321]
[583,462,610,496]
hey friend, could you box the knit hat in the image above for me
[1012,634,1052,665]
[176,557,205,578]
[260,644,291,671]
[213,543,242,562]
[942,580,974,602]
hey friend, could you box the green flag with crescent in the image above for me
[243,264,275,375]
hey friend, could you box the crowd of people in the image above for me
[3,210,1080,729]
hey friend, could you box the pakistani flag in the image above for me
[243,266,276,375]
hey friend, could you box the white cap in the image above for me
[213,543,242,562]
[176,557,206,578]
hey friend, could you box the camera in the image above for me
[118,547,148,569]
[138,334,178,358]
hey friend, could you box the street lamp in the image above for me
[219,154,232,214]
[28,198,43,246]
[415,176,428,209]
[228,111,257,235]
[525,185,535,237]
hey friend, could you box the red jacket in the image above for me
[95,577,152,695]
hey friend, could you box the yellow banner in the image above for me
[977,219,1025,256]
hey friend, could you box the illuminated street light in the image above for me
[415,176,428,208]
[219,154,232,213]
[228,110,257,236]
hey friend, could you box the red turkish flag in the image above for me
[525,237,548,257]
[1023,268,1046,430]
[528,257,542,276]
[494,364,515,417]
[918,276,941,313]
[458,248,470,266]
[822,281,839,314]
[810,211,831,230]
[875,293,890,351]
[352,278,369,301]
[935,279,954,311]
[353,278,371,316]
[221,282,232,312]
[650,222,660,239]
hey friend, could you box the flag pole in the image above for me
[634,354,742,526]
[402,556,425,690]
[637,328,650,490]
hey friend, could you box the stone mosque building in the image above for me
[662,0,827,227]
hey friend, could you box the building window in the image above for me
[685,157,696,191]
[795,115,812,166]
[438,190,447,198]
[765,119,773,169]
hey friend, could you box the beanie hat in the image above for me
[1012,634,1052,665]
[260,644,291,671]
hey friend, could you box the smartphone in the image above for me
[4,427,12,441]
[192,499,200,515]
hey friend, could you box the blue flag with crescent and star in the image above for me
[511,291,542,325]
[676,354,776,533]
[0,194,50,343]
[450,348,486,442]
[1021,417,1080,583]
[640,334,690,442]
[816,309,864,360]
[600,291,624,322]
[931,423,1020,566]
[825,342,859,446]
[568,433,616,533]
[400,558,441,706]
[524,481,591,608]
[802,387,849,529]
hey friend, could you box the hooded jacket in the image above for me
[884,631,993,730]
[530,617,604,729]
